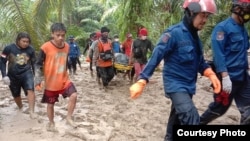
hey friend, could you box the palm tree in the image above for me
[0,0,38,48]
[98,0,154,40]
[0,0,74,50]
[0,0,249,52]
[98,0,183,43]
[65,0,105,49]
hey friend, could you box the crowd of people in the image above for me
[0,0,250,140]
[84,26,153,87]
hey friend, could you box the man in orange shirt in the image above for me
[92,27,114,90]
[34,23,78,132]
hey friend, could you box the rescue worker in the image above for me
[200,0,250,125]
[129,0,221,141]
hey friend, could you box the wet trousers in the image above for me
[200,77,250,125]
[164,92,199,141]
[68,57,77,74]
[98,66,114,86]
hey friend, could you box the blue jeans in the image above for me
[200,76,250,125]
[164,92,199,141]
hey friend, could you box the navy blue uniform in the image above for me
[138,19,210,140]
[68,41,81,74]
[140,22,209,95]
[200,17,250,125]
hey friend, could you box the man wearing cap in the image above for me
[200,0,250,125]
[129,28,154,83]
[92,27,114,90]
[129,0,221,141]
[68,35,81,75]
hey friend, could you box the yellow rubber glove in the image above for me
[130,79,147,99]
[203,68,221,94]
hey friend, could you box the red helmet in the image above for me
[183,0,217,14]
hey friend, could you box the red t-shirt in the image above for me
[122,39,133,57]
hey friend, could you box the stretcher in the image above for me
[114,63,133,71]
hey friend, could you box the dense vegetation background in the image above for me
[0,0,248,54]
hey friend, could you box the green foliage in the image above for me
[0,0,104,50]
[66,25,86,49]
[68,0,106,50]
[0,0,74,50]
[0,0,41,49]
[0,0,250,54]
[98,0,183,44]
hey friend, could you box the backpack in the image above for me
[98,40,113,61]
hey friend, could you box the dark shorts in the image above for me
[9,71,34,98]
[41,82,77,104]
[98,66,114,86]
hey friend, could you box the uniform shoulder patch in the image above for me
[216,32,224,41]
[161,33,171,43]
